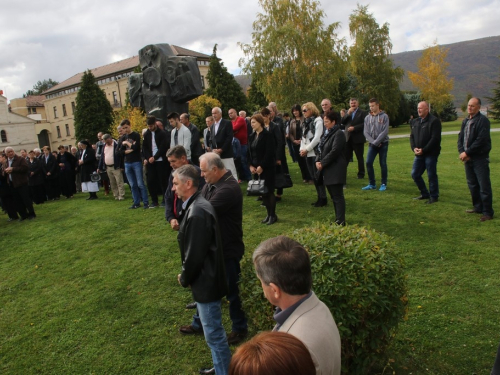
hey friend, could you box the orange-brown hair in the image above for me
[229,331,316,375]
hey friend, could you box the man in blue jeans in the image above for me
[410,101,442,204]
[362,98,390,191]
[118,119,149,209]
[173,164,231,375]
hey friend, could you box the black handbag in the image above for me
[247,177,268,196]
[275,166,293,189]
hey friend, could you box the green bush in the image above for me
[239,222,408,374]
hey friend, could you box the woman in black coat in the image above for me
[78,140,98,200]
[315,110,347,225]
[248,114,277,225]
[56,145,76,199]
[28,150,45,204]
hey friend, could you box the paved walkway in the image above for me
[389,127,500,139]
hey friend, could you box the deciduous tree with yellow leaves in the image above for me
[408,42,454,116]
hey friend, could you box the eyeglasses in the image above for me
[302,109,308,112]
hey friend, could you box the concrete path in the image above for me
[389,127,500,139]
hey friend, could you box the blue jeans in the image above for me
[464,157,494,217]
[192,258,247,333]
[411,155,439,198]
[366,143,388,186]
[197,300,232,375]
[124,161,149,206]
[239,144,252,181]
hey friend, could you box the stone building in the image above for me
[0,94,38,152]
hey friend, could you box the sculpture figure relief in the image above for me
[127,44,203,124]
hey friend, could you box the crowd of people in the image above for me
[1,96,495,374]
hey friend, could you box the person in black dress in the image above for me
[78,141,98,200]
[315,110,347,225]
[27,150,45,204]
[248,114,277,225]
[57,145,77,199]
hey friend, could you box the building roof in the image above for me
[43,45,211,95]
[25,95,46,107]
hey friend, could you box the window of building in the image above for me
[62,104,67,117]
[32,107,37,114]
[1,130,7,143]
[53,106,58,118]
[71,102,76,114]
[56,126,61,138]
[200,76,205,89]
[112,91,118,104]
[65,124,70,136]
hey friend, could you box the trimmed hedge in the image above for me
[239,223,408,374]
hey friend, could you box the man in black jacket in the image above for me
[197,153,247,345]
[341,98,368,179]
[457,97,493,221]
[410,101,442,204]
[210,107,237,179]
[173,164,231,375]
[143,116,170,208]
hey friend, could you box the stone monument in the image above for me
[128,44,203,124]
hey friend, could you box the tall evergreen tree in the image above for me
[74,70,114,142]
[348,5,403,117]
[205,44,247,115]
[246,81,268,112]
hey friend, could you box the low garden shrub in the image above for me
[239,222,408,374]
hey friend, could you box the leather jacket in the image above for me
[178,191,228,303]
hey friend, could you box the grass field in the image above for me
[1,130,499,374]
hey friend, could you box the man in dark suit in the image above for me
[341,97,368,179]
[210,107,237,179]
[3,147,36,221]
[143,116,170,208]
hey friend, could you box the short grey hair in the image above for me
[253,236,312,295]
[199,152,225,170]
[172,164,199,188]
[102,134,112,140]
[212,107,222,114]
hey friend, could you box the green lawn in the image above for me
[1,132,499,374]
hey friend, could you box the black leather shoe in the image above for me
[227,330,248,345]
[413,195,430,200]
[334,220,346,226]
[311,200,318,206]
[199,368,215,374]
[185,302,197,309]
[256,196,263,201]
[425,198,438,204]
[179,325,203,335]
[261,216,270,223]
[267,215,278,225]
[314,198,327,207]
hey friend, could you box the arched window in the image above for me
[1,130,7,143]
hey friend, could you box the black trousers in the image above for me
[146,160,170,205]
[326,184,346,223]
[345,140,365,178]
[12,184,35,219]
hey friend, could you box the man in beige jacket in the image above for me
[253,236,341,375]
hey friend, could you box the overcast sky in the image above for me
[1,0,498,101]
